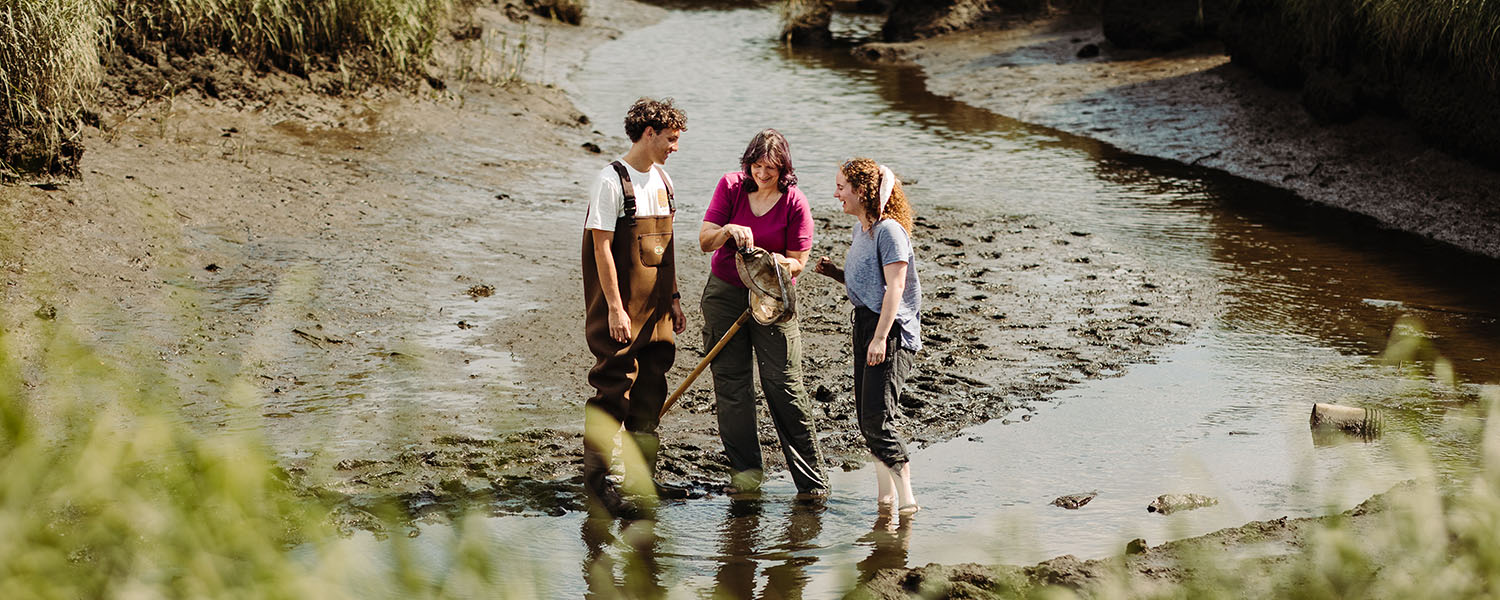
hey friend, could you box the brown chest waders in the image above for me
[581,161,677,494]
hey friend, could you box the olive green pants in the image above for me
[701,275,827,494]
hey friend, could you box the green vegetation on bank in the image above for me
[2,0,465,178]
[112,0,457,76]
[0,0,106,176]
[1270,0,1500,78]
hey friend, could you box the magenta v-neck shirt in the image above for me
[703,171,815,288]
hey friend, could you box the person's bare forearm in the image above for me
[699,222,728,252]
[592,233,624,311]
[784,250,809,278]
[873,262,908,340]
[874,285,902,341]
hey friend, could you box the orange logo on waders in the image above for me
[654,245,665,256]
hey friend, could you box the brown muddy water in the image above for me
[342,6,1500,597]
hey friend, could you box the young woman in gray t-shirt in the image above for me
[814,157,922,515]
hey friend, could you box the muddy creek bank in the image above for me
[883,12,1500,260]
[4,6,1499,594]
[0,0,1219,522]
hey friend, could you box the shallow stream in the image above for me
[364,5,1500,596]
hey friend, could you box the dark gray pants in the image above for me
[701,276,828,494]
[853,307,912,467]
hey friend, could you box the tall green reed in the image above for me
[3,0,467,176]
[110,0,459,77]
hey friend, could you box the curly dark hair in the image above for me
[841,157,913,234]
[739,128,797,193]
[623,97,688,142]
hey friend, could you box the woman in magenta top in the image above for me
[697,128,828,497]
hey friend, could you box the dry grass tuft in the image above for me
[0,0,107,177]
[2,0,468,177]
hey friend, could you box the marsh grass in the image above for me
[526,0,584,25]
[110,0,460,77]
[450,27,531,88]
[1268,0,1500,78]
[0,0,106,176]
[4,0,473,176]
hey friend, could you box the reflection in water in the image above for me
[854,511,913,589]
[712,497,763,597]
[711,496,827,599]
[583,516,665,599]
[763,501,826,598]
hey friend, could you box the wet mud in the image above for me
[307,204,1213,523]
[853,486,1401,598]
[6,4,1488,595]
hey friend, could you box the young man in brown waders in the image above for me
[582,97,689,518]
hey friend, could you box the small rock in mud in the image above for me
[457,320,475,330]
[466,284,495,299]
[503,3,529,22]
[204,263,221,272]
[1147,493,1218,514]
[34,305,57,321]
[451,24,482,41]
[581,141,601,153]
[1076,43,1100,59]
[1052,491,1098,509]
[1125,538,1148,554]
[336,458,380,471]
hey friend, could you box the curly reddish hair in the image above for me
[623,97,688,142]
[840,157,913,234]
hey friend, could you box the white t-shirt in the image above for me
[583,159,675,232]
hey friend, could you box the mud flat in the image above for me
[0,0,1230,530]
[0,1,659,523]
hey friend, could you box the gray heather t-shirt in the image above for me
[846,219,922,352]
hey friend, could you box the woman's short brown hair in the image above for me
[740,128,797,193]
[624,97,688,142]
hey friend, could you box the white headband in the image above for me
[877,164,896,216]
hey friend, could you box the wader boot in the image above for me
[582,161,678,515]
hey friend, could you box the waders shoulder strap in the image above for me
[652,165,675,212]
[609,160,637,226]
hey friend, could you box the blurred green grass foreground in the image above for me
[2,299,1500,598]
[0,313,552,598]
